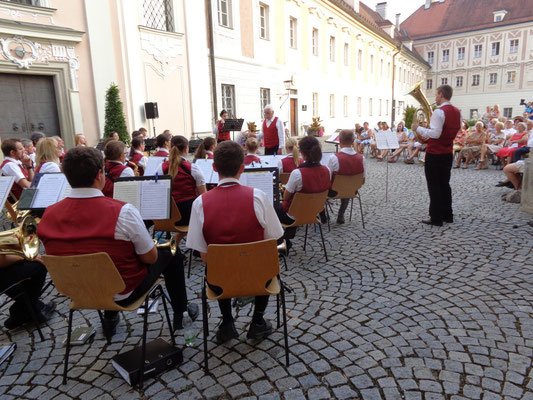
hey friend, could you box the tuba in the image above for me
[406,80,434,142]
[0,215,40,260]
[154,234,177,256]
[5,200,32,225]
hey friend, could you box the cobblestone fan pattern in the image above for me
[1,153,532,399]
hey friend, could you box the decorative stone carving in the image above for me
[66,46,80,91]
[0,4,55,25]
[140,29,183,78]
[0,36,51,69]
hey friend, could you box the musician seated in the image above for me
[1,138,35,201]
[157,136,206,226]
[35,138,62,174]
[21,139,36,164]
[128,137,147,176]
[327,129,365,224]
[102,141,135,198]
[244,138,261,166]
[0,255,55,330]
[193,137,216,160]
[186,141,283,344]
[279,138,303,173]
[37,147,198,337]
[153,132,171,158]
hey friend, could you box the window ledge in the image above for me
[138,25,183,38]
[0,1,56,16]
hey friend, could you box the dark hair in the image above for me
[339,130,355,145]
[156,133,171,148]
[437,84,453,100]
[63,147,104,188]
[214,141,244,177]
[104,140,126,161]
[298,136,322,163]
[168,135,189,177]
[129,136,145,158]
[138,127,147,133]
[194,137,216,159]
[1,138,20,157]
[131,130,142,139]
[30,132,45,146]
[220,110,227,117]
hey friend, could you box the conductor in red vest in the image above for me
[38,147,198,337]
[186,141,284,344]
[327,130,365,224]
[411,84,461,227]
[256,105,285,155]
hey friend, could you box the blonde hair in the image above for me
[75,133,86,146]
[495,122,504,131]
[285,137,300,167]
[168,135,188,178]
[36,138,59,168]
[245,138,258,153]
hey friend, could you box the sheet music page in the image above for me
[59,181,73,200]
[375,131,389,150]
[32,174,66,208]
[144,156,166,176]
[258,155,285,168]
[0,176,14,207]
[113,181,140,209]
[385,131,400,149]
[194,159,215,183]
[321,153,334,166]
[139,180,171,220]
[241,172,275,205]
[326,131,340,143]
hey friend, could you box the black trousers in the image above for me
[424,153,453,223]
[512,146,530,162]
[264,146,279,155]
[176,198,194,226]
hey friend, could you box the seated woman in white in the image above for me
[35,137,62,174]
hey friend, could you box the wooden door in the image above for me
[0,73,60,140]
[290,98,297,136]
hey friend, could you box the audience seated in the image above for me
[388,122,409,163]
[477,122,505,169]
[454,121,486,169]
[496,122,529,167]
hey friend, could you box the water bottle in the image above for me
[183,311,196,347]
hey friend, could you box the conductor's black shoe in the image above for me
[495,181,508,187]
[443,217,453,223]
[173,303,200,330]
[247,319,272,340]
[215,322,238,344]
[102,313,120,338]
[504,181,515,188]
[421,219,443,227]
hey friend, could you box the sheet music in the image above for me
[321,153,334,166]
[258,155,284,168]
[194,159,215,183]
[32,174,67,208]
[144,156,166,176]
[139,180,171,220]
[59,182,72,200]
[326,131,340,143]
[240,172,275,205]
[385,131,400,149]
[375,131,399,150]
[0,176,15,207]
[113,181,140,209]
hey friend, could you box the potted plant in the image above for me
[307,117,323,137]
[238,122,259,147]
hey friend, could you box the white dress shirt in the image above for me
[257,117,285,148]
[134,150,148,169]
[38,162,61,174]
[155,157,206,186]
[416,102,462,139]
[1,157,26,183]
[108,160,135,178]
[527,131,533,147]
[327,147,365,177]
[155,148,169,157]
[285,165,332,194]
[29,153,36,163]
[186,178,284,253]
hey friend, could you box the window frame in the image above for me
[441,77,448,85]
[289,17,297,49]
[426,79,433,90]
[343,43,349,66]
[442,49,449,62]
[510,39,519,54]
[312,92,318,117]
[474,44,482,58]
[330,94,335,118]
[343,96,348,117]
[489,73,497,85]
[143,0,175,32]
[312,28,319,56]
[457,47,465,61]
[260,88,270,116]
[472,74,480,86]
[503,107,513,118]
[259,3,269,40]
[456,76,463,87]
[507,71,516,84]
[329,36,335,62]
[491,42,500,56]
[427,51,434,65]
[357,49,362,71]
[217,0,232,28]
[221,84,236,117]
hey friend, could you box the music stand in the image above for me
[144,138,156,155]
[96,141,105,151]
[222,119,245,142]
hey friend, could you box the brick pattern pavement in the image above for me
[1,154,532,400]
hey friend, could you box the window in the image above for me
[260,88,270,115]
[387,62,391,79]
[427,51,434,65]
[329,36,335,61]
[426,79,433,90]
[221,84,236,117]
[378,99,382,116]
[441,77,448,85]
[289,17,297,49]
[507,71,516,83]
[143,0,174,32]
[503,107,513,118]
[344,43,349,66]
[259,3,269,39]
[489,73,497,85]
[458,47,465,61]
[386,100,389,116]
[217,0,232,28]
[4,0,42,5]
[491,42,500,56]
[510,39,519,54]
[357,97,362,117]
[472,74,480,86]
[312,93,318,117]
[442,49,449,62]
[369,98,373,116]
[474,44,482,58]
[494,11,507,22]
[456,76,463,87]
[380,59,384,77]
[370,55,374,74]
[312,28,318,56]
[343,96,348,117]
[399,67,402,82]
[357,50,362,71]
[330,95,335,118]
[469,109,478,119]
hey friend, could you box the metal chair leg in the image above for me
[318,222,328,261]
[280,280,289,367]
[138,296,150,389]
[187,249,193,279]
[303,225,308,251]
[349,198,354,222]
[97,310,111,345]
[201,282,209,372]
[276,294,280,329]
[358,194,365,229]
[325,203,331,233]
[63,309,74,384]
[21,291,44,341]
[160,287,175,346]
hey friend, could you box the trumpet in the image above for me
[154,234,177,256]
[0,215,40,260]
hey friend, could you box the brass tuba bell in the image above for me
[154,234,177,256]
[406,80,435,142]
[0,215,40,260]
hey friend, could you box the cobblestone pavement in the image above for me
[1,153,533,400]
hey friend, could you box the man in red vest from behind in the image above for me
[1,138,34,200]
[412,84,461,226]
[186,141,284,344]
[256,105,285,155]
[38,147,198,338]
[327,129,365,224]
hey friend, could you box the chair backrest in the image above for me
[41,253,126,310]
[330,173,364,199]
[206,239,280,299]
[279,173,290,185]
[153,199,183,232]
[287,190,328,226]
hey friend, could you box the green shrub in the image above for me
[104,83,129,143]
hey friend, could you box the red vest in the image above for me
[217,121,230,141]
[153,150,169,158]
[202,183,263,245]
[35,163,43,174]
[263,117,279,148]
[37,197,147,294]
[426,104,461,154]
[103,161,128,198]
[162,160,197,203]
[244,154,260,165]
[206,152,214,160]
[335,152,364,177]
[130,152,145,176]
[1,159,28,200]
[281,156,303,173]
[282,165,330,212]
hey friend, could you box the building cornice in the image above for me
[0,18,84,43]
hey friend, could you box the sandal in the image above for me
[461,165,468,169]
[453,165,460,169]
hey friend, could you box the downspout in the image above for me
[391,45,401,127]
[206,0,218,125]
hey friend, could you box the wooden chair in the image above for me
[279,173,290,185]
[201,239,289,372]
[282,190,329,261]
[41,253,175,388]
[328,173,365,229]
